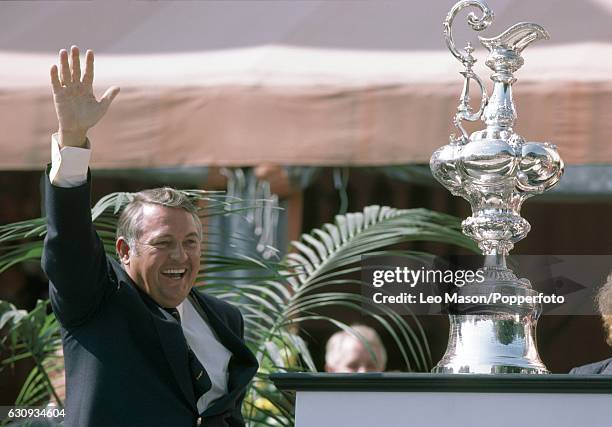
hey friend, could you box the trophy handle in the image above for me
[444,0,492,143]
[443,0,494,68]
[453,68,488,142]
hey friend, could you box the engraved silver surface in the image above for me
[430,0,563,374]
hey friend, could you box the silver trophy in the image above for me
[430,0,563,373]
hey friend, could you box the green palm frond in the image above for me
[1,300,63,407]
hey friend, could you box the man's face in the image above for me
[117,204,201,308]
[326,337,382,373]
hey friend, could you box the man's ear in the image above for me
[116,237,132,265]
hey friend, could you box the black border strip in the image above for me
[270,373,612,394]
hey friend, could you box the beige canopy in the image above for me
[1,0,612,169]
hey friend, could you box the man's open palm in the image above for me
[51,46,119,146]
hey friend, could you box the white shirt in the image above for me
[50,134,232,413]
[177,299,233,413]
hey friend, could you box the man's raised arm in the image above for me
[42,46,120,327]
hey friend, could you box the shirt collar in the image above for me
[176,300,185,319]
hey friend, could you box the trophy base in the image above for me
[432,362,548,375]
[432,314,549,375]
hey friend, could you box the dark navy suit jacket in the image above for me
[41,172,258,427]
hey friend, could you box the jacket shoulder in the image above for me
[570,357,612,374]
[194,290,242,327]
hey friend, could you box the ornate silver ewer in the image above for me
[430,0,564,373]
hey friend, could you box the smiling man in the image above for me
[116,197,203,308]
[42,46,257,427]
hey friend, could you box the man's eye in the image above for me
[154,241,170,248]
[185,240,199,247]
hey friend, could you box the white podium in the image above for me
[271,373,612,427]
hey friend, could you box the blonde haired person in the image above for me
[325,325,387,373]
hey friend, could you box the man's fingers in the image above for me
[50,65,62,93]
[99,86,120,111]
[59,49,71,86]
[82,50,94,86]
[70,45,81,82]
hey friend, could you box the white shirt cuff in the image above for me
[49,133,91,188]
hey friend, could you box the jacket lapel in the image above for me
[189,290,258,417]
[154,308,200,411]
[124,275,199,413]
[120,266,255,418]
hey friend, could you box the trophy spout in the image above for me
[479,22,550,57]
[479,23,549,88]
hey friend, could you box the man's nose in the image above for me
[168,243,188,260]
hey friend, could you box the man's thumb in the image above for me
[100,86,120,110]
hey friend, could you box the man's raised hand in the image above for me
[50,46,120,148]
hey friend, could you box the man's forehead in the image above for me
[147,230,200,239]
[140,203,191,217]
[139,204,199,232]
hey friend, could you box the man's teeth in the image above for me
[163,269,186,274]
[162,269,186,278]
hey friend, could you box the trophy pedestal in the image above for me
[433,268,549,374]
[432,314,548,374]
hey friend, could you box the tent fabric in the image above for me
[1,1,612,169]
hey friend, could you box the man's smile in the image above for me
[161,268,187,279]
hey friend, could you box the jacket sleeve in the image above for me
[41,168,114,328]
